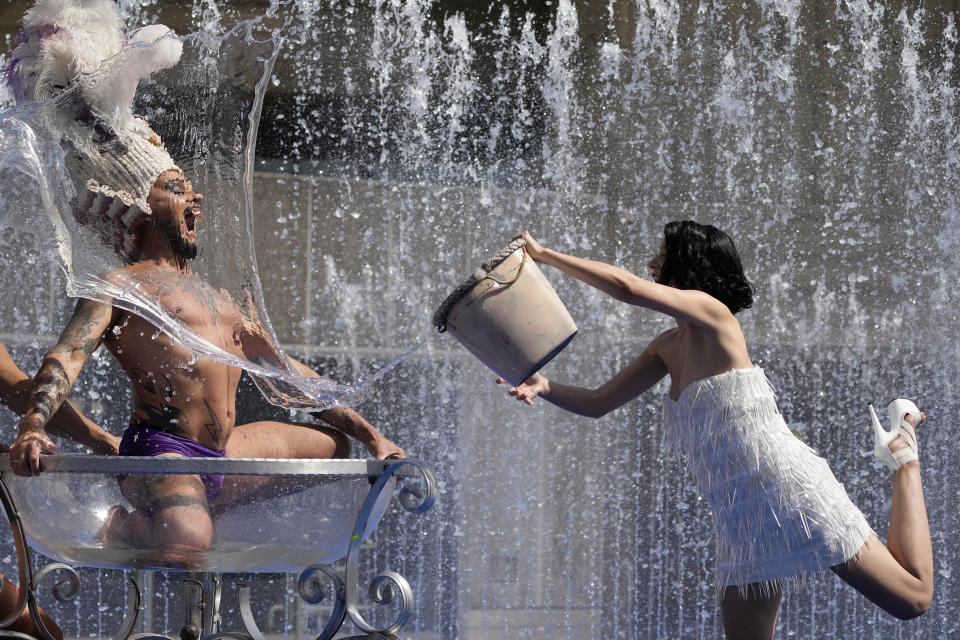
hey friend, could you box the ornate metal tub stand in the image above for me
[0,456,437,640]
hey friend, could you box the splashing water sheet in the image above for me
[0,13,416,412]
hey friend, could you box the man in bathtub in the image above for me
[9,166,405,555]
[5,1,403,559]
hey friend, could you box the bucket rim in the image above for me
[432,237,526,333]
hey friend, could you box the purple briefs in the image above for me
[118,423,226,503]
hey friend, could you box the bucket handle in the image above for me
[477,245,528,287]
[434,243,529,333]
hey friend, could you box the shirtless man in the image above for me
[8,168,404,554]
[5,1,402,555]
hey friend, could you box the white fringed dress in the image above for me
[661,367,873,595]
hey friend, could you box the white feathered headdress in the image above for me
[5,0,186,262]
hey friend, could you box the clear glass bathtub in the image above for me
[0,454,396,572]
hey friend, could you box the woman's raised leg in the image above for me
[720,584,782,640]
[832,412,933,619]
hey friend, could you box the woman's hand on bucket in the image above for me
[496,373,549,405]
[514,231,546,261]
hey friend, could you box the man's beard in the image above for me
[159,219,198,260]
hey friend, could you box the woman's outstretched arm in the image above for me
[498,336,669,418]
[519,231,729,329]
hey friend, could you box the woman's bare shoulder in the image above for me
[647,327,680,352]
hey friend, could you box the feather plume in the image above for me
[10,0,123,102]
[4,0,183,263]
[86,24,183,133]
[6,0,183,133]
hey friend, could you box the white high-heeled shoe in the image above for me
[869,399,921,471]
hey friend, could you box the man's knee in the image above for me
[147,496,214,552]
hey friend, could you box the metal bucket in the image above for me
[434,239,577,385]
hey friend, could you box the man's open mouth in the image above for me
[185,211,198,232]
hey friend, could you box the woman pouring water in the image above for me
[497,223,933,639]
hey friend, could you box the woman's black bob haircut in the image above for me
[658,220,754,314]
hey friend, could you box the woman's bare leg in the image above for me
[720,584,782,640]
[832,412,933,619]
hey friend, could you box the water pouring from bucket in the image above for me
[433,237,578,386]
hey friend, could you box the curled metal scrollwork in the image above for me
[366,571,414,631]
[296,565,345,640]
[298,564,344,604]
[21,563,79,640]
[343,458,437,636]
[31,563,79,604]
[0,477,32,631]
[396,461,438,514]
[0,458,437,640]
[369,571,412,607]
[0,477,78,640]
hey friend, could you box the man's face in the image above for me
[148,169,204,260]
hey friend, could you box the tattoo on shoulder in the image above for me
[48,299,111,357]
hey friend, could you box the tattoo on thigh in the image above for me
[146,494,209,514]
[125,474,172,503]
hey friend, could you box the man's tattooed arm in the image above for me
[22,359,71,427]
[318,406,369,439]
[318,405,404,459]
[18,298,113,435]
[47,298,112,358]
[285,355,403,458]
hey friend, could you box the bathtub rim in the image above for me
[0,453,393,476]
